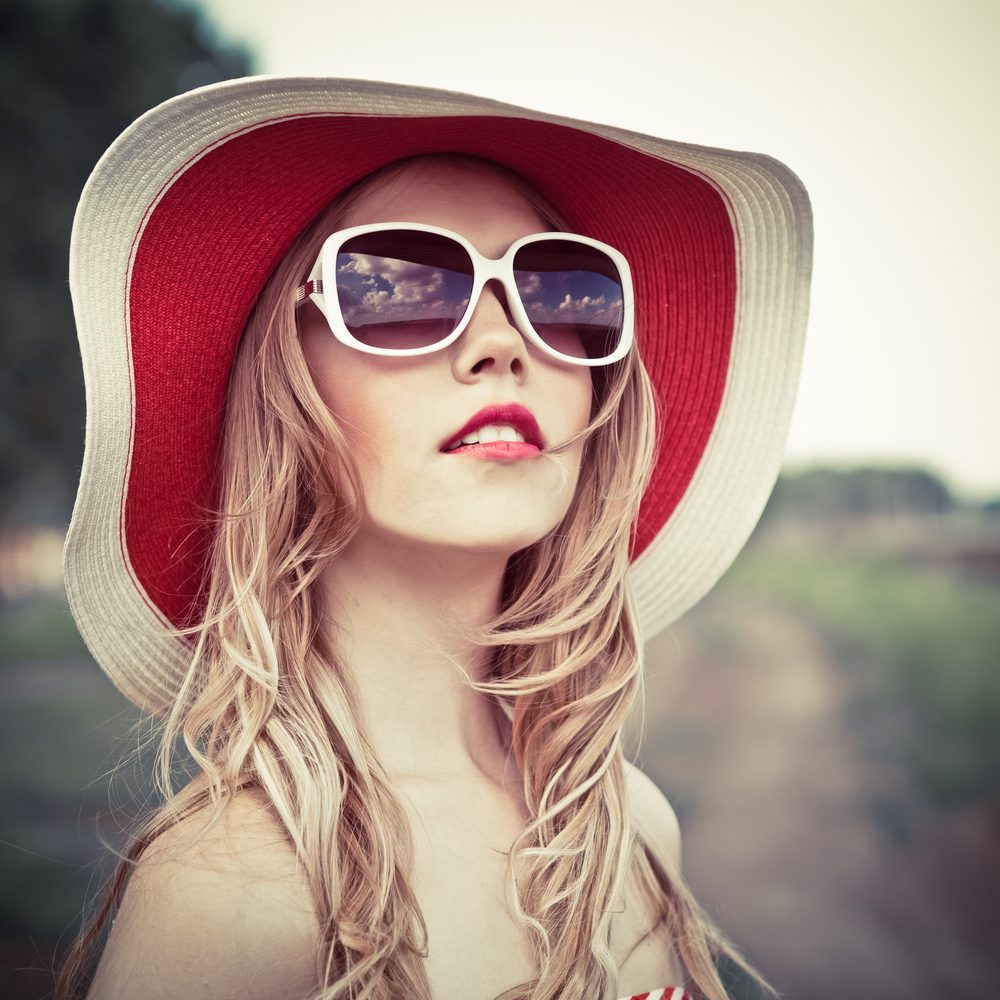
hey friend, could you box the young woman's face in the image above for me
[299,159,594,559]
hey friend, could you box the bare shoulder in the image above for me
[624,761,682,871]
[87,789,321,1000]
[614,764,686,986]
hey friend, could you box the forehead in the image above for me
[338,159,552,257]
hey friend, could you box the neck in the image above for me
[319,528,516,787]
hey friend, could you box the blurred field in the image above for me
[1,509,999,998]
[723,517,1000,807]
[635,510,1000,1000]
[0,596,148,998]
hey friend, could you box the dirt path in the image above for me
[636,597,999,1000]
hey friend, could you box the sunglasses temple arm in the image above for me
[295,278,324,307]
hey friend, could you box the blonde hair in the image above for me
[55,154,772,1000]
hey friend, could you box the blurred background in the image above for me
[1,0,997,998]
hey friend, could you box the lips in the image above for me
[440,402,544,452]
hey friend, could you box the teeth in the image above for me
[451,424,527,449]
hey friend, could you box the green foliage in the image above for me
[722,542,1000,804]
[0,0,251,524]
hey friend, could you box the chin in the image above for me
[433,525,559,556]
[365,513,566,559]
[448,509,569,552]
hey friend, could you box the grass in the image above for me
[719,538,1000,804]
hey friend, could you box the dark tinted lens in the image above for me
[335,230,474,350]
[513,240,625,360]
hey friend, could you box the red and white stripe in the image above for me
[619,987,693,1000]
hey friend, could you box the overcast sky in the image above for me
[194,0,999,498]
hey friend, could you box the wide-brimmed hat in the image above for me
[64,76,812,716]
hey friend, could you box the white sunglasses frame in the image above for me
[295,222,635,367]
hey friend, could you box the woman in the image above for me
[56,78,811,1000]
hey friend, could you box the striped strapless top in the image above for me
[619,989,692,1000]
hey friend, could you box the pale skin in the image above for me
[87,160,684,999]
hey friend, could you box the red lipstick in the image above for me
[440,403,544,454]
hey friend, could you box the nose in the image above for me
[451,279,529,383]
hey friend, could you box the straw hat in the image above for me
[64,76,812,715]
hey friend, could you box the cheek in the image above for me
[570,370,597,486]
[300,341,381,492]
[562,366,596,440]
[543,367,595,503]
[302,316,378,430]
[310,366,398,460]
[300,330,430,477]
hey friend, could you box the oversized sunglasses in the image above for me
[295,223,634,366]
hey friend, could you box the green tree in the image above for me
[758,465,956,526]
[0,0,251,526]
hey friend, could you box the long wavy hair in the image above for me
[55,154,772,1000]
